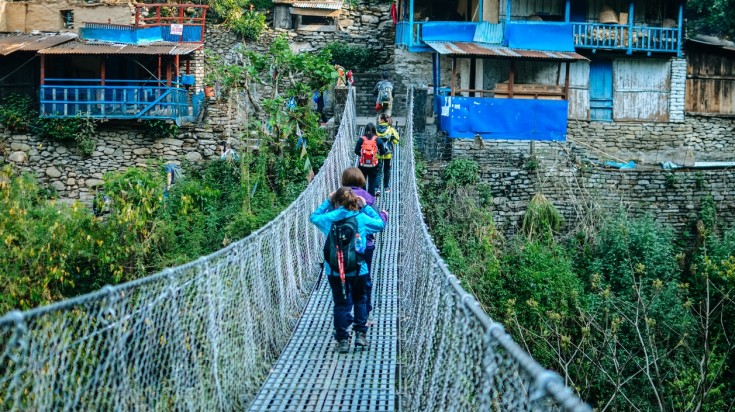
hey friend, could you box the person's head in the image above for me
[219,141,228,153]
[381,71,389,81]
[330,186,360,211]
[341,167,366,189]
[364,123,376,137]
[379,113,389,123]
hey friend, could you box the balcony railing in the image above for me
[81,3,207,44]
[396,21,428,51]
[40,79,196,124]
[573,23,680,54]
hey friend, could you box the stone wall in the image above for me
[426,153,735,238]
[1,124,222,203]
[567,115,735,164]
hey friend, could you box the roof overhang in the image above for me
[37,41,201,55]
[425,41,589,62]
[290,1,342,17]
[0,33,77,56]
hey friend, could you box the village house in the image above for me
[395,0,687,141]
[0,1,206,125]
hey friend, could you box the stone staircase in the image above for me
[351,72,408,118]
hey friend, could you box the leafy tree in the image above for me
[687,0,735,39]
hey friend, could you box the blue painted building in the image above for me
[395,0,686,139]
[27,3,208,125]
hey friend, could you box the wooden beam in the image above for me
[451,57,457,96]
[469,57,476,97]
[175,55,180,79]
[158,55,162,81]
[289,7,340,17]
[40,55,45,85]
[564,61,571,100]
[101,57,106,86]
[166,58,172,86]
[186,59,190,75]
[509,60,515,98]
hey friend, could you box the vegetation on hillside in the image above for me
[420,158,735,411]
[0,39,334,314]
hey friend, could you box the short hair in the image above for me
[379,113,388,122]
[341,167,366,188]
[381,71,389,80]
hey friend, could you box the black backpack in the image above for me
[323,216,359,277]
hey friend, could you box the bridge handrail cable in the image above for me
[398,87,590,411]
[0,88,358,411]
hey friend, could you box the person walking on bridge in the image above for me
[310,187,387,353]
[373,71,394,118]
[375,114,400,196]
[342,167,388,324]
[355,123,386,197]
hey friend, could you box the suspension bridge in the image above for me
[0,88,590,411]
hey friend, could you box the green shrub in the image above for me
[36,116,97,157]
[230,10,267,40]
[0,93,36,133]
[324,42,377,72]
[521,192,563,242]
[143,120,179,140]
[0,166,98,312]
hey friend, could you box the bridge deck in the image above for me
[249,155,400,411]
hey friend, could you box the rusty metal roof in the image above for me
[38,41,201,55]
[0,33,77,56]
[425,41,588,61]
[292,1,343,10]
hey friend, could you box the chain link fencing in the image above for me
[398,87,591,412]
[0,89,357,411]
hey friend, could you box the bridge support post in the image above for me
[413,87,427,133]
[334,86,349,126]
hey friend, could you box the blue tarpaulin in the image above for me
[505,22,575,52]
[438,95,568,141]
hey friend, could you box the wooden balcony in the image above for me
[40,79,201,125]
[81,3,207,44]
[573,22,681,55]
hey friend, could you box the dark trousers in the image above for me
[364,247,375,314]
[328,275,368,341]
[378,158,392,190]
[359,165,380,196]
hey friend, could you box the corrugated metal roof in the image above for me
[425,41,589,61]
[38,41,201,55]
[292,1,342,10]
[0,33,77,56]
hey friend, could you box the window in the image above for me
[61,10,74,30]
[293,15,337,32]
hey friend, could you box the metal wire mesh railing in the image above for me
[1,84,589,412]
[0,89,357,411]
[398,87,591,411]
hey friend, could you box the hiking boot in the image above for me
[375,190,381,197]
[355,332,368,349]
[337,339,349,353]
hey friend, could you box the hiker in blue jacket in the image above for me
[341,167,388,324]
[310,186,387,353]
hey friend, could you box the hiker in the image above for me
[164,163,181,196]
[342,167,389,323]
[354,123,386,196]
[373,71,393,117]
[375,113,400,196]
[310,186,387,353]
[219,141,240,161]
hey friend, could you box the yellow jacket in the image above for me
[376,121,400,160]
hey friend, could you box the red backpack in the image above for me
[359,136,379,167]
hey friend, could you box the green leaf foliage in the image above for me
[419,159,735,410]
